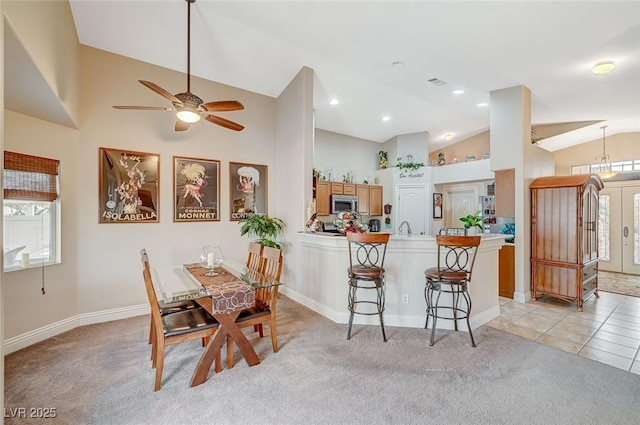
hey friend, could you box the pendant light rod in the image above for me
[186,0,196,93]
[597,125,611,169]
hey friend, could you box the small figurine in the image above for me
[437,152,446,166]
[378,151,388,169]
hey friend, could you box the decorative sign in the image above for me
[173,156,221,222]
[99,148,159,223]
[229,162,268,221]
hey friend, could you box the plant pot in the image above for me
[465,227,478,236]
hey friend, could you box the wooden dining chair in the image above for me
[246,242,264,335]
[140,250,221,391]
[246,241,263,271]
[141,249,198,347]
[227,246,283,368]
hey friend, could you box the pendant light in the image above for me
[595,125,617,179]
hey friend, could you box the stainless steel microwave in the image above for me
[331,195,358,214]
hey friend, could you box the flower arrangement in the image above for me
[335,211,365,233]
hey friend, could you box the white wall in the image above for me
[314,129,380,184]
[396,131,430,165]
[275,66,315,296]
[3,0,79,126]
[3,111,80,337]
[491,85,554,303]
[75,45,278,315]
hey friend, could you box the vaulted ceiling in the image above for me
[7,1,640,153]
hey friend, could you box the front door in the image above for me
[599,185,640,274]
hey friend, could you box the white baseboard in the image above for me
[3,304,148,355]
[279,287,501,331]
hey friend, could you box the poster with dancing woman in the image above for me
[229,162,268,220]
[99,147,159,223]
[173,156,220,222]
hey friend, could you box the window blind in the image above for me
[3,151,60,201]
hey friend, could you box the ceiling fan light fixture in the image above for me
[592,61,615,75]
[176,108,201,123]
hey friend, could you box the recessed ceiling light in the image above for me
[329,98,339,106]
[592,61,615,75]
[382,115,391,122]
[391,61,405,67]
[443,133,454,141]
[477,102,488,107]
[453,89,465,95]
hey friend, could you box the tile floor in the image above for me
[488,289,640,375]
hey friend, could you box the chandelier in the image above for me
[595,125,617,179]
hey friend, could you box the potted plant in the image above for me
[459,211,484,235]
[239,213,286,249]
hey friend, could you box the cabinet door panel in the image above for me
[370,186,383,216]
[331,183,344,194]
[357,185,370,215]
[316,182,330,216]
[343,184,356,195]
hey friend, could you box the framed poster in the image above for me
[433,193,443,219]
[173,156,221,222]
[99,147,159,223]
[229,162,268,221]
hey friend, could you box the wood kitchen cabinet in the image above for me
[330,182,344,194]
[499,244,515,298]
[315,182,382,217]
[316,181,330,216]
[530,174,604,311]
[369,185,383,216]
[356,184,383,216]
[331,182,356,195]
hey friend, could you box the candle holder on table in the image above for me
[199,245,224,276]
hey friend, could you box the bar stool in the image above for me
[424,235,481,347]
[346,232,390,341]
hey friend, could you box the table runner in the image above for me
[184,263,255,314]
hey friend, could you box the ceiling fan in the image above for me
[113,0,244,132]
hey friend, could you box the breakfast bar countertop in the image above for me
[289,232,507,331]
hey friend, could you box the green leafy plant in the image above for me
[531,128,544,145]
[459,211,484,230]
[239,214,286,249]
[396,158,425,171]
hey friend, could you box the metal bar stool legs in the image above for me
[424,235,481,347]
[347,276,387,342]
[424,280,475,347]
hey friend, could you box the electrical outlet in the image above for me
[401,294,409,304]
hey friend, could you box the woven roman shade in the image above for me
[3,151,60,202]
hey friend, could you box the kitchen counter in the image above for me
[282,232,507,332]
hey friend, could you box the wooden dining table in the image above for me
[152,261,263,387]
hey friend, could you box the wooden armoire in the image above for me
[530,174,604,311]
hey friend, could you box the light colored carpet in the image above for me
[5,295,640,425]
[598,271,640,297]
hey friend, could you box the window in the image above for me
[3,151,60,270]
[571,159,640,175]
[598,194,610,261]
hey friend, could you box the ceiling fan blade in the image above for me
[202,100,244,112]
[205,114,245,132]
[139,80,183,106]
[113,106,172,111]
[175,120,190,132]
